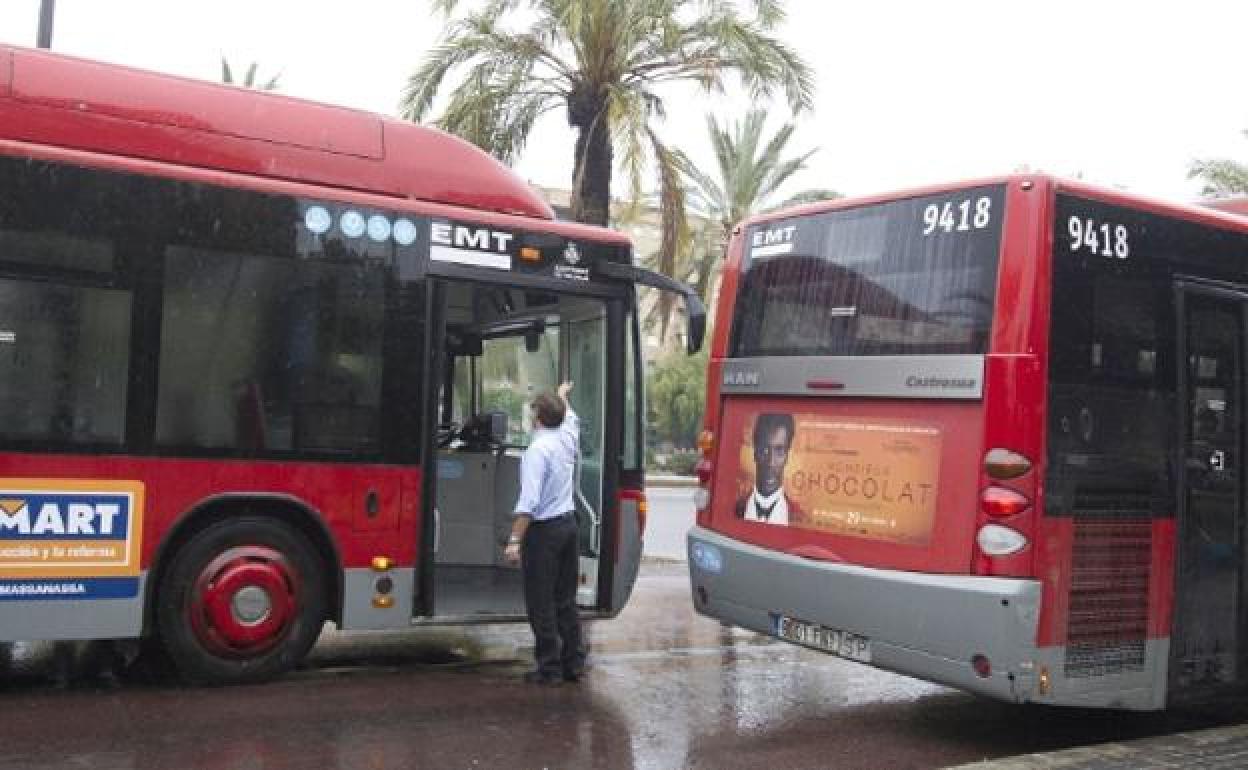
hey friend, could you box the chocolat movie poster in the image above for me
[734,411,943,546]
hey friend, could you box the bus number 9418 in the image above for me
[1067,216,1129,259]
[921,197,992,235]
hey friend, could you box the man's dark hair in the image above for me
[531,391,566,429]
[753,412,795,449]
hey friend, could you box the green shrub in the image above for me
[645,349,708,450]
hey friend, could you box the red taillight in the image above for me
[695,458,713,485]
[980,485,1030,517]
[695,430,714,524]
[984,448,1032,480]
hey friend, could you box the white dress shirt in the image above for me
[514,409,579,520]
[742,487,790,525]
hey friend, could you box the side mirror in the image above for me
[592,260,705,354]
[683,293,707,355]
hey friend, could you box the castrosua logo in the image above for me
[905,375,977,389]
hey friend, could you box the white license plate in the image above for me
[771,614,872,663]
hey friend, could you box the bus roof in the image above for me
[739,173,1248,238]
[0,44,556,222]
[1202,197,1248,217]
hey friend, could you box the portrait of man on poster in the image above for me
[735,412,800,525]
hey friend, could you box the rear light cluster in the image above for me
[977,448,1033,558]
[694,430,715,524]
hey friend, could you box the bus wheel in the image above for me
[157,517,327,685]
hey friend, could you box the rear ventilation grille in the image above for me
[1064,520,1151,678]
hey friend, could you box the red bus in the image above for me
[0,45,702,684]
[690,173,1248,709]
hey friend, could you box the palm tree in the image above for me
[1190,136,1248,197]
[220,57,282,91]
[645,108,836,340]
[400,0,812,278]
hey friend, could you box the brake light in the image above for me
[984,448,1032,480]
[980,485,1030,517]
[695,457,713,484]
[695,430,714,525]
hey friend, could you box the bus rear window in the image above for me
[729,185,1005,357]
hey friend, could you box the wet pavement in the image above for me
[1,562,1246,769]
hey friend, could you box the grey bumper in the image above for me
[687,527,1042,702]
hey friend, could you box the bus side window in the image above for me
[156,227,386,456]
[0,279,131,446]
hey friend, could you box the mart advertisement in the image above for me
[732,412,942,545]
[0,479,144,600]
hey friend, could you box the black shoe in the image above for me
[523,670,563,686]
[562,666,586,683]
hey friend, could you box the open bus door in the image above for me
[417,266,703,622]
[597,262,705,615]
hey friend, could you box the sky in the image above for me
[1,0,1246,204]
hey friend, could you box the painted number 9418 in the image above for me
[921,197,992,236]
[1067,216,1129,259]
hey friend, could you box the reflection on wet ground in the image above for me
[0,562,1243,769]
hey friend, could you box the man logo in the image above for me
[563,243,581,265]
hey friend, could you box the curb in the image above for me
[944,723,1248,769]
[646,475,698,488]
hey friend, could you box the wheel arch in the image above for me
[144,493,343,634]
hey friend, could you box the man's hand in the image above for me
[557,381,574,403]
[503,542,521,566]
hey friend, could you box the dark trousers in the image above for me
[521,514,585,677]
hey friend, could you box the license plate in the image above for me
[771,614,872,663]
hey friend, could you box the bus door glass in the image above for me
[565,311,606,604]
[1175,289,1245,692]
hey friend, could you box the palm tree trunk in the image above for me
[568,88,612,226]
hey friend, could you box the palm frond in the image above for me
[1189,158,1248,198]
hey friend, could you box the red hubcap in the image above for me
[188,546,300,658]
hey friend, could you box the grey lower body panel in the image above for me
[341,567,415,630]
[687,528,1041,702]
[1031,639,1168,711]
[0,573,146,641]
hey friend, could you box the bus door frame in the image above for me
[1172,276,1248,701]
[415,268,628,619]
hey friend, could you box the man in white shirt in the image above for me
[735,412,800,525]
[503,382,586,685]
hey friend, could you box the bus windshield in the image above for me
[729,185,1006,358]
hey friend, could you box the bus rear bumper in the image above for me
[687,527,1041,703]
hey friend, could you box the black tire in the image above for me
[156,517,327,685]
